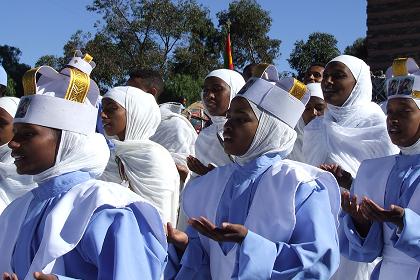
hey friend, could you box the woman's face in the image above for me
[387,98,420,147]
[223,97,258,156]
[202,76,231,116]
[0,108,14,146]
[101,98,127,141]
[8,123,61,175]
[321,62,356,106]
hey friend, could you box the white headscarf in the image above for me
[288,117,306,162]
[34,131,110,183]
[101,86,179,224]
[0,97,35,213]
[0,97,19,117]
[234,98,297,165]
[103,86,161,140]
[303,55,398,177]
[195,69,245,167]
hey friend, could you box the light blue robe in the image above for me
[340,153,420,279]
[165,153,340,279]
[10,171,167,280]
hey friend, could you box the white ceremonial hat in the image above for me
[66,50,96,75]
[306,82,324,100]
[386,58,420,108]
[14,53,100,135]
[254,63,279,82]
[237,76,310,128]
[385,57,418,79]
[0,65,7,87]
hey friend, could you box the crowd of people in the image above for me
[0,50,418,280]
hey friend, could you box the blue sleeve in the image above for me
[391,208,420,261]
[233,182,340,279]
[164,226,211,280]
[339,212,383,262]
[78,205,167,280]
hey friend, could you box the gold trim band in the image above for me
[392,58,408,76]
[289,79,307,101]
[22,67,41,96]
[64,68,91,103]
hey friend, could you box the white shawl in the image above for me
[101,86,180,224]
[303,55,398,177]
[150,106,197,166]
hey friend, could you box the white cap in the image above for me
[0,97,20,117]
[66,50,96,75]
[386,58,420,108]
[0,65,7,87]
[237,76,309,128]
[306,82,324,100]
[255,64,279,82]
[14,55,100,135]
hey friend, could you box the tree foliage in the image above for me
[217,0,281,69]
[162,74,203,105]
[33,0,283,96]
[86,0,213,73]
[344,37,367,62]
[288,32,340,79]
[0,45,31,97]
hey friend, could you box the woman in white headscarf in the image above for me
[187,69,245,176]
[303,55,399,280]
[166,77,340,279]
[0,97,34,213]
[100,86,180,225]
[1,100,167,279]
[303,55,398,182]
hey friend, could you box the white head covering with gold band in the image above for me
[233,77,309,165]
[14,52,100,135]
[237,77,309,128]
[12,52,110,184]
[386,57,420,109]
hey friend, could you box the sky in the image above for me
[1,0,367,73]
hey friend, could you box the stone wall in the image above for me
[367,0,420,71]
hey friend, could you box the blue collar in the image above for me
[32,171,91,201]
[233,153,283,179]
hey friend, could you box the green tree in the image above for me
[162,74,203,105]
[0,45,31,97]
[217,0,281,69]
[169,5,221,79]
[87,0,212,73]
[35,55,63,69]
[288,32,340,79]
[344,37,367,62]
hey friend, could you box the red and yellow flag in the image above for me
[224,32,234,70]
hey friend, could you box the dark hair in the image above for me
[308,62,325,69]
[128,69,164,95]
[242,63,259,81]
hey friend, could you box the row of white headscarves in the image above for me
[0,97,35,213]
[100,86,180,224]
[303,55,399,177]
[194,69,246,167]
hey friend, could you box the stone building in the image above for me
[367,0,420,72]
